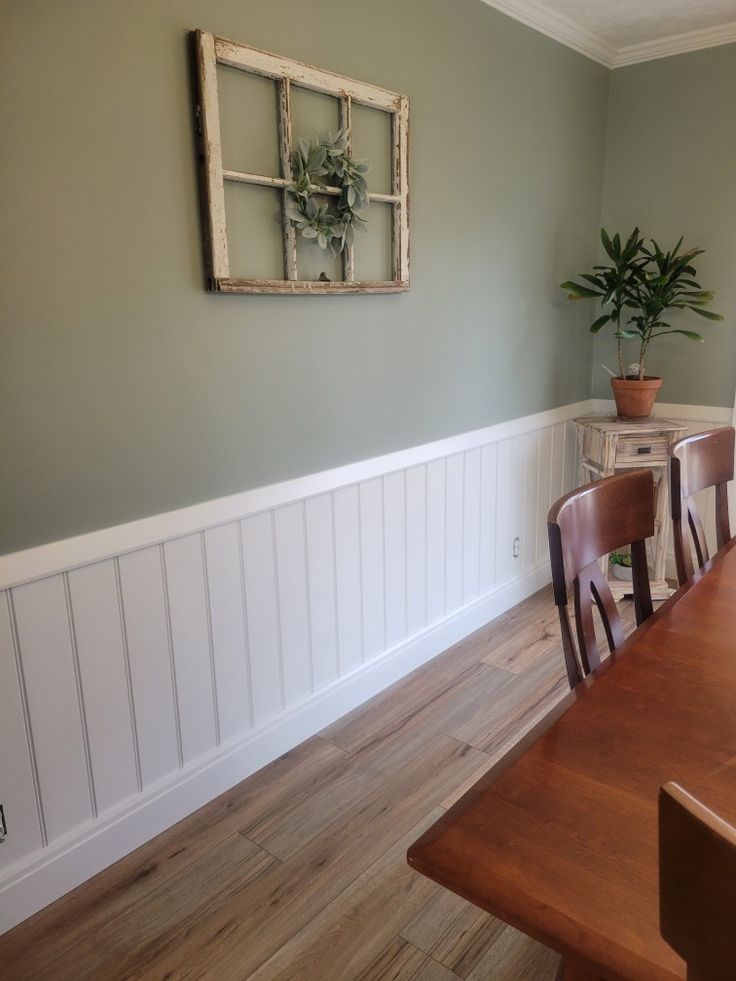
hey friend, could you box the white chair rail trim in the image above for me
[0,401,590,591]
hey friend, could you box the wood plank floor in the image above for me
[0,587,638,981]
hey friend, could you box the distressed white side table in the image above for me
[575,415,688,600]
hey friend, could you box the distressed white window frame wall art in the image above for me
[192,30,410,294]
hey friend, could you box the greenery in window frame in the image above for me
[285,130,370,256]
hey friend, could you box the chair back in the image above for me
[547,469,654,688]
[659,782,736,981]
[670,427,734,585]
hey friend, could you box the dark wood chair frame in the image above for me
[670,427,735,586]
[660,781,736,981]
[548,469,654,689]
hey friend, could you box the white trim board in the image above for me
[479,0,736,69]
[0,560,549,935]
[614,21,736,69]
[0,400,589,590]
[1,398,728,590]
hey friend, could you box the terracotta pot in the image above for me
[610,375,662,419]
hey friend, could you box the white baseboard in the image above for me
[0,560,550,934]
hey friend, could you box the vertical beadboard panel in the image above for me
[274,503,312,704]
[520,431,540,570]
[203,522,251,741]
[495,438,514,583]
[241,513,283,724]
[333,485,363,673]
[426,458,446,624]
[0,403,604,934]
[118,547,180,786]
[163,536,218,762]
[479,442,498,593]
[383,472,407,648]
[359,479,385,658]
[67,561,139,813]
[462,449,482,602]
[536,426,554,563]
[0,593,44,864]
[405,464,427,636]
[507,437,525,578]
[445,454,464,613]
[12,576,93,841]
[305,494,339,688]
[550,422,567,505]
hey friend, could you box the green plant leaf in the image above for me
[560,280,599,298]
[579,273,605,289]
[589,314,611,333]
[600,228,614,260]
[689,307,724,321]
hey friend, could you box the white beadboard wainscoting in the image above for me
[0,398,729,932]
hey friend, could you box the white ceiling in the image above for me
[483,0,736,66]
[548,0,736,48]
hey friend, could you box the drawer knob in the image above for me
[637,446,652,455]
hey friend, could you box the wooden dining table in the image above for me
[407,538,736,981]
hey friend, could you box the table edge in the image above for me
[406,540,736,977]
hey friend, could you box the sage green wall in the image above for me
[0,0,608,554]
[592,44,736,406]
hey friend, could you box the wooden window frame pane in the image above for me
[192,29,410,295]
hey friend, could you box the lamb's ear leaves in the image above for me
[590,314,611,333]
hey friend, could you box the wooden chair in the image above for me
[659,782,736,981]
[670,427,735,586]
[547,470,654,689]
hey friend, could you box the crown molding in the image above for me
[479,0,615,67]
[613,20,736,68]
[480,0,736,70]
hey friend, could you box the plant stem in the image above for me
[615,313,625,379]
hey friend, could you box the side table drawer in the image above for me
[616,434,670,465]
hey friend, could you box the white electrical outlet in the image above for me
[512,536,520,559]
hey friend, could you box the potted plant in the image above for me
[562,230,724,419]
[609,551,633,582]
